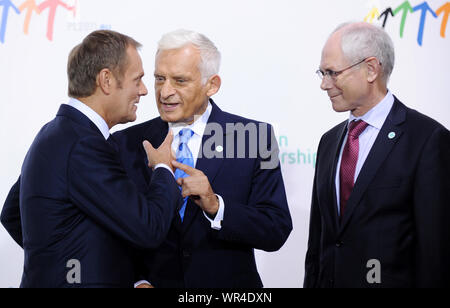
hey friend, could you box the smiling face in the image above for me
[109,46,148,125]
[319,32,369,116]
[154,44,212,124]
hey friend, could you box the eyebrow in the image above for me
[135,72,145,80]
[173,75,189,80]
[153,74,190,80]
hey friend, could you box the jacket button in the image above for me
[336,242,343,248]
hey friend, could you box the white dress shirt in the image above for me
[169,102,225,230]
[335,91,395,215]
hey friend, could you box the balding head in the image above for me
[330,22,395,84]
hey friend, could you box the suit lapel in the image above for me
[338,98,406,235]
[182,100,227,232]
[143,118,169,149]
[329,122,348,232]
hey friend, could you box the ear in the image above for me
[366,57,381,83]
[206,75,221,97]
[97,68,115,95]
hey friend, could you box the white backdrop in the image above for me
[1,0,449,288]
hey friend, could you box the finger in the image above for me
[181,187,191,198]
[142,140,155,156]
[176,178,184,186]
[171,149,177,160]
[172,160,200,176]
[161,130,174,148]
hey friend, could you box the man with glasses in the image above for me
[304,22,450,288]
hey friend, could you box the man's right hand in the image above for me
[143,130,175,172]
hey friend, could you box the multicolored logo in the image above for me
[365,1,449,46]
[0,0,77,44]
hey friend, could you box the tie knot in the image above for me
[348,120,368,138]
[179,128,194,143]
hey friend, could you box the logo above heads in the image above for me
[365,1,449,46]
[0,0,77,44]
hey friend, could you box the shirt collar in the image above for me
[67,98,110,140]
[349,91,394,130]
[169,102,212,138]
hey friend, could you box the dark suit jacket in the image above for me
[304,97,450,288]
[113,100,292,288]
[0,104,181,288]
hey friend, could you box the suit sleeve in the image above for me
[0,177,23,248]
[214,124,293,252]
[413,125,450,287]
[67,135,181,250]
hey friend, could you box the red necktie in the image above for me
[339,120,369,218]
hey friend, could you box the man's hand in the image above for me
[172,160,219,217]
[143,130,175,171]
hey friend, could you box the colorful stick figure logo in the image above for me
[0,0,20,43]
[365,1,450,46]
[0,0,76,44]
[19,0,40,35]
[38,0,76,41]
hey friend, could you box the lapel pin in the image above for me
[388,132,396,140]
[216,145,224,153]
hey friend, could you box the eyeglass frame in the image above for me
[316,57,377,81]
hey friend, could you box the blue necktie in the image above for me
[174,128,195,221]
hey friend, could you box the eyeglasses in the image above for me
[316,58,370,81]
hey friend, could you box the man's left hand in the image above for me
[172,160,219,217]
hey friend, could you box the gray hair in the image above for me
[157,29,221,83]
[334,22,395,83]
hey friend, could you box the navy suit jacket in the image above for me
[114,100,292,288]
[304,97,450,288]
[1,104,181,288]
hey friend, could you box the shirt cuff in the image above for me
[134,280,151,288]
[154,163,174,177]
[203,194,224,230]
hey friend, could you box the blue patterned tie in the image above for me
[174,128,195,221]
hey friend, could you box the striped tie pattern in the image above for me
[339,120,368,218]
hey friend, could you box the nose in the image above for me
[320,75,333,91]
[160,80,176,99]
[140,81,148,96]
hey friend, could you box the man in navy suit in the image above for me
[114,30,292,288]
[0,30,181,287]
[304,22,450,288]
